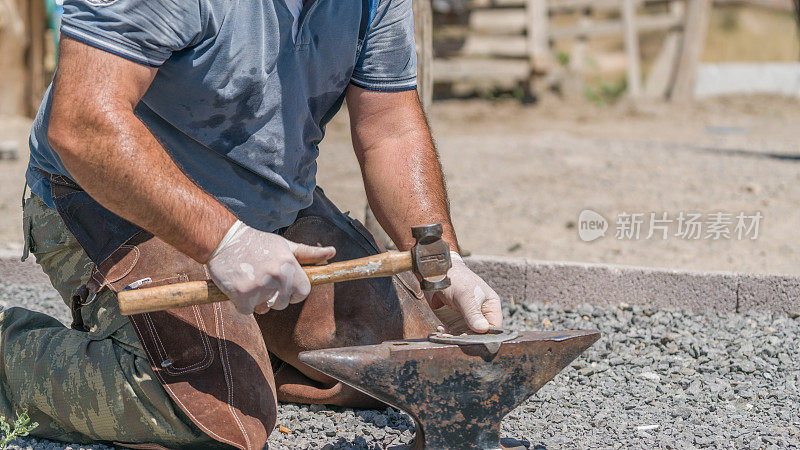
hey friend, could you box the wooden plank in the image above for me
[621,0,642,96]
[671,0,711,100]
[549,0,632,13]
[433,58,530,82]
[461,34,528,58]
[471,0,673,10]
[551,0,675,12]
[413,0,433,110]
[471,0,527,8]
[712,0,793,11]
[469,8,527,35]
[644,0,685,98]
[471,0,673,12]
[526,0,551,72]
[550,13,682,39]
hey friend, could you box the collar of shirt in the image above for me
[284,0,303,42]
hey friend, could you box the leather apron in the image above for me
[44,171,276,450]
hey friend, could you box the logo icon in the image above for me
[85,0,121,6]
[578,209,608,242]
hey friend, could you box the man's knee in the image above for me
[0,306,214,447]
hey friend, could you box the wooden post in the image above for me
[26,0,47,116]
[621,0,642,97]
[565,6,593,98]
[413,0,433,110]
[644,0,685,98]
[570,7,592,74]
[0,0,27,115]
[526,0,551,96]
[671,0,711,101]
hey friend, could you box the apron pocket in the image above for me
[139,307,215,376]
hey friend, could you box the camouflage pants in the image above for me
[0,195,226,448]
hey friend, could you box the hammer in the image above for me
[117,223,452,316]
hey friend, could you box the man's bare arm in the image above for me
[346,86,458,253]
[47,37,235,262]
[347,86,503,332]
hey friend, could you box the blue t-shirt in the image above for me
[26,0,417,232]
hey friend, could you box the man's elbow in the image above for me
[46,114,78,160]
[47,103,114,163]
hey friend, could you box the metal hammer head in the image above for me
[410,223,452,291]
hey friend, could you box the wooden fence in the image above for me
[433,0,713,100]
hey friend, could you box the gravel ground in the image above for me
[0,281,798,449]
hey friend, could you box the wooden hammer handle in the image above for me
[118,251,412,315]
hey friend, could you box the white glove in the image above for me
[207,220,335,315]
[432,252,504,333]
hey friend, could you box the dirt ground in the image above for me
[1,94,798,276]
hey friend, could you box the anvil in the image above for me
[299,329,600,449]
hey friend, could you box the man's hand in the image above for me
[431,252,503,333]
[207,221,336,315]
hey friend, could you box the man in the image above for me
[1,0,502,448]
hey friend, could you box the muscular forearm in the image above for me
[49,108,234,262]
[349,89,459,253]
[48,38,234,262]
[349,88,502,333]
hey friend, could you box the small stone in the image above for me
[742,182,762,195]
[373,415,387,427]
[686,379,703,396]
[542,318,552,328]
[608,356,625,366]
[735,402,754,412]
[738,389,755,399]
[737,360,757,374]
[671,406,692,419]
[577,303,594,316]
[638,372,661,382]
